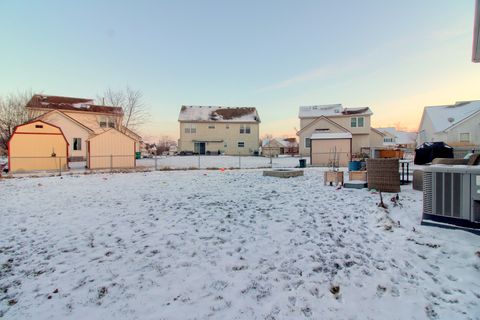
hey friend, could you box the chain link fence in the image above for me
[2,155,309,177]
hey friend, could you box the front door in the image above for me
[194,142,206,155]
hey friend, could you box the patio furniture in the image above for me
[366,158,400,193]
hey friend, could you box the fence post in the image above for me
[59,157,62,176]
[198,155,201,169]
[154,154,158,171]
[239,153,241,168]
[110,155,113,173]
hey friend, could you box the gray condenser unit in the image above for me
[423,166,480,229]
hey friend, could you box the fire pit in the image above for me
[263,169,304,178]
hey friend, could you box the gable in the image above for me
[36,110,94,134]
[297,116,350,136]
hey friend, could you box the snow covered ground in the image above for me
[1,169,479,319]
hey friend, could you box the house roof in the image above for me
[376,127,417,144]
[26,94,123,115]
[423,100,480,133]
[299,104,372,118]
[262,138,295,147]
[311,132,352,140]
[179,106,260,123]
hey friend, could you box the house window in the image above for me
[99,116,107,128]
[384,137,394,143]
[208,125,215,129]
[240,125,245,134]
[108,118,115,128]
[238,142,245,148]
[73,138,82,151]
[35,124,43,128]
[305,138,311,148]
[184,124,196,134]
[245,125,251,134]
[460,133,470,142]
[315,128,330,132]
[351,117,364,128]
[357,117,364,127]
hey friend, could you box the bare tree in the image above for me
[0,90,32,154]
[157,135,176,155]
[99,87,149,133]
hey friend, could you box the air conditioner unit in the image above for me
[423,165,480,230]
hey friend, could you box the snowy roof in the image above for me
[424,100,480,132]
[311,132,352,140]
[376,127,417,144]
[299,104,372,118]
[179,106,260,123]
[262,138,297,147]
[26,94,123,115]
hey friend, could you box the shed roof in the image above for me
[179,106,260,123]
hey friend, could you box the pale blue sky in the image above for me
[1,0,478,141]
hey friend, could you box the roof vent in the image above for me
[447,117,455,123]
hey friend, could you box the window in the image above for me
[240,125,245,134]
[238,142,245,148]
[460,133,470,142]
[184,124,196,134]
[305,138,311,148]
[384,137,394,143]
[245,125,251,134]
[315,128,330,132]
[357,117,364,127]
[73,138,81,151]
[35,125,43,128]
[99,116,107,128]
[351,117,364,128]
[108,118,115,128]
[208,125,215,129]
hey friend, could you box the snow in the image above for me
[1,169,479,319]
[178,106,259,123]
[424,100,480,133]
[311,132,352,140]
[376,127,417,145]
[299,105,372,118]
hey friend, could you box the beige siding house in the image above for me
[417,100,480,147]
[297,104,379,157]
[26,95,142,161]
[8,120,69,172]
[178,106,260,155]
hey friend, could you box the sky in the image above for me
[0,0,479,142]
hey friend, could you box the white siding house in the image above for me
[417,100,480,147]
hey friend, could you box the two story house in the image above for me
[178,106,260,155]
[417,100,480,147]
[297,104,384,158]
[26,94,142,161]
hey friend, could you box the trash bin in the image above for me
[299,159,306,168]
[348,161,362,171]
[135,152,141,159]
